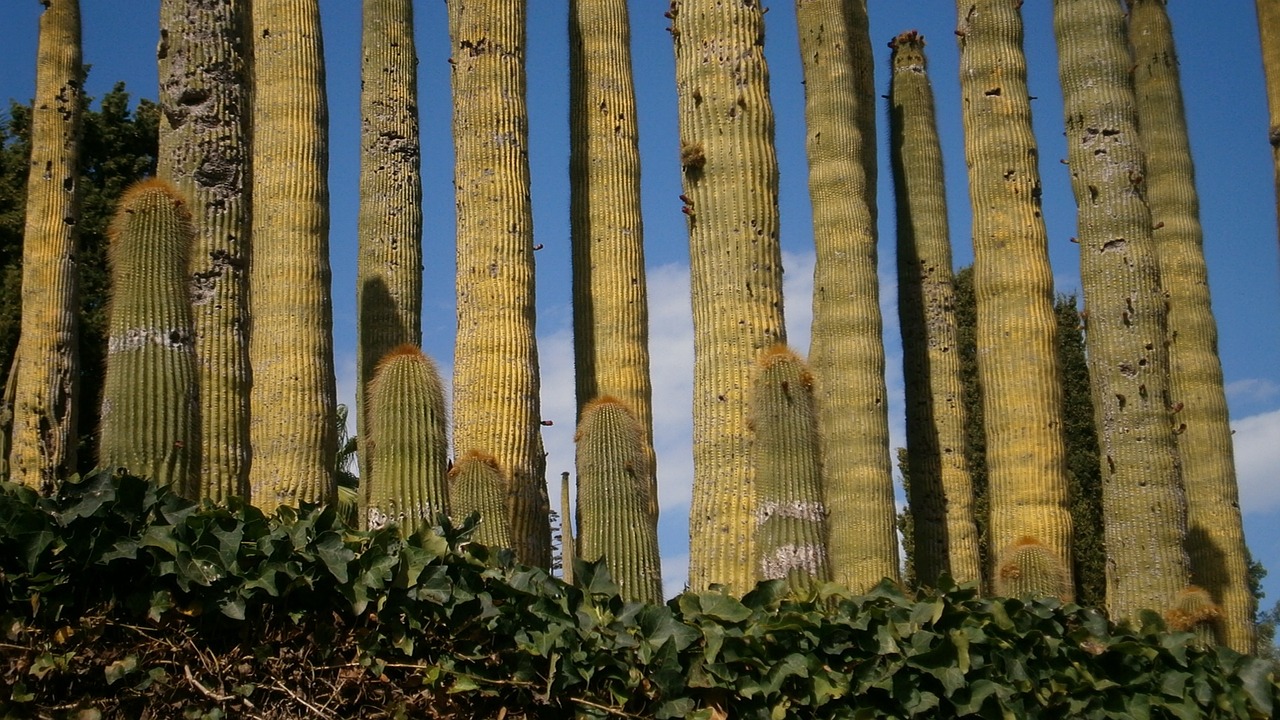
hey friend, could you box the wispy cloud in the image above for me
[1232,408,1280,515]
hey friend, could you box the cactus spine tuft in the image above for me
[751,345,830,593]
[99,179,199,495]
[994,536,1070,599]
[1164,585,1222,641]
[448,450,513,550]
[364,345,447,535]
[574,396,662,604]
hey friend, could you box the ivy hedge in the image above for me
[1,471,1276,718]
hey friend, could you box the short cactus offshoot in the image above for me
[364,345,447,535]
[750,346,830,593]
[99,179,199,496]
[995,536,1070,600]
[448,450,512,550]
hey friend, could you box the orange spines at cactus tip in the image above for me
[1164,585,1222,635]
[448,450,512,549]
[995,536,1071,600]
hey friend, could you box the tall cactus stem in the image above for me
[1258,0,1280,253]
[560,471,575,584]
[364,345,447,535]
[99,179,199,495]
[449,450,514,550]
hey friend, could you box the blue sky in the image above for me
[3,2,1278,607]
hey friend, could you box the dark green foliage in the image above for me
[0,81,159,471]
[2,473,1276,718]
[953,267,991,579]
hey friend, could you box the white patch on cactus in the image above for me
[755,500,827,525]
[108,327,194,353]
[758,543,828,581]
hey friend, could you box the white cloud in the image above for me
[661,552,690,600]
[1227,378,1280,406]
[1232,408,1280,514]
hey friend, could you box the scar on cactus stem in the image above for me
[1165,586,1222,633]
[995,536,1070,599]
[680,141,705,174]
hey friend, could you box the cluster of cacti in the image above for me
[363,345,447,535]
[888,30,983,590]
[8,0,83,491]
[448,450,513,550]
[749,346,830,594]
[954,0,1075,599]
[669,0,787,595]
[574,397,662,603]
[1127,0,1255,654]
[98,179,199,496]
[994,536,1071,599]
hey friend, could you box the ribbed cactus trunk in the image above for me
[357,0,424,497]
[1128,0,1254,653]
[99,180,199,494]
[750,346,830,594]
[449,451,513,549]
[248,0,338,511]
[157,0,251,502]
[8,0,83,491]
[1259,0,1280,253]
[1053,0,1191,623]
[365,346,447,535]
[448,0,550,568]
[888,31,983,590]
[575,398,662,603]
[796,0,897,591]
[669,0,787,594]
[954,0,1074,598]
[568,0,657,524]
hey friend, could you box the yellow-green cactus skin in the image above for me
[560,471,575,584]
[670,0,787,594]
[994,536,1071,599]
[357,0,423,492]
[750,346,830,595]
[574,397,663,604]
[365,345,447,536]
[954,0,1074,597]
[449,450,513,550]
[797,0,897,593]
[98,180,199,495]
[1128,0,1254,654]
[1259,0,1280,251]
[569,0,657,522]
[888,31,983,590]
[448,0,550,569]
[248,0,339,512]
[157,0,251,502]
[8,0,83,491]
[1053,0,1190,621]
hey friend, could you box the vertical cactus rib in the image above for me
[1127,0,1254,653]
[574,397,663,603]
[157,0,252,502]
[670,0,787,593]
[888,31,983,590]
[9,0,83,491]
[750,346,830,594]
[365,345,447,535]
[99,179,199,494]
[1259,0,1280,253]
[796,0,897,591]
[448,0,549,568]
[1053,0,1190,622]
[449,450,514,550]
[568,0,658,523]
[954,0,1074,597]
[357,0,424,495]
[248,0,339,511]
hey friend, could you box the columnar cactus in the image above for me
[797,0,897,593]
[994,536,1070,599]
[357,0,424,490]
[98,179,199,494]
[954,0,1074,597]
[669,0,787,594]
[364,345,447,535]
[574,397,662,603]
[157,0,252,502]
[1259,0,1280,251]
[569,0,657,522]
[449,450,513,550]
[448,0,550,568]
[8,0,83,491]
[1053,0,1190,622]
[560,471,575,584]
[888,30,983,590]
[750,346,830,594]
[248,0,339,511]
[1128,0,1255,654]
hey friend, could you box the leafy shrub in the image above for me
[1,471,1276,718]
